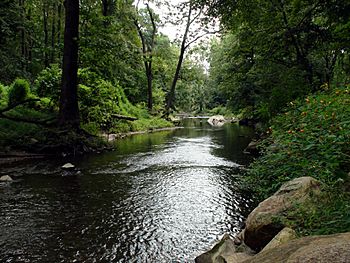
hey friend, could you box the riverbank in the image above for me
[0,116,175,159]
[247,86,350,234]
[196,86,350,261]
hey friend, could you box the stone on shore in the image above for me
[243,177,321,251]
[243,141,259,155]
[195,234,253,263]
[207,115,227,127]
[242,232,350,263]
[0,175,13,182]
[61,163,75,170]
[261,227,297,252]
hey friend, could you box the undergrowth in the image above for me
[247,86,350,199]
[284,187,350,236]
[245,85,350,235]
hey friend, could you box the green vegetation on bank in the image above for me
[0,74,173,153]
[246,86,350,235]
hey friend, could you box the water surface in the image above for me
[0,119,255,262]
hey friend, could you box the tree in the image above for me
[133,2,158,111]
[165,0,217,115]
[200,0,350,117]
[58,0,80,127]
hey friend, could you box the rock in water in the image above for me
[207,115,227,127]
[61,163,75,170]
[0,175,13,182]
[244,141,260,155]
[195,234,253,263]
[243,177,320,251]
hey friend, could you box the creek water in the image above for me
[0,118,255,262]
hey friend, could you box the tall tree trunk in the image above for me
[133,3,156,111]
[58,0,80,128]
[27,7,32,63]
[51,3,57,63]
[165,5,192,115]
[146,63,153,110]
[19,0,26,70]
[102,0,108,16]
[43,3,49,67]
[57,3,62,61]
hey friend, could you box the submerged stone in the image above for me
[0,175,13,182]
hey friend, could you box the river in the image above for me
[0,118,255,262]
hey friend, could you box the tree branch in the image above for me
[111,114,138,121]
[0,113,56,126]
[185,29,221,50]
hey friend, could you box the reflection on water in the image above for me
[0,119,255,262]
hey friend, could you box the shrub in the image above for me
[33,64,61,103]
[8,78,31,105]
[209,106,233,116]
[247,87,350,199]
[284,188,350,236]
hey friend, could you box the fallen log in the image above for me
[111,114,138,121]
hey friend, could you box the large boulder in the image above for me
[207,115,227,127]
[195,234,253,263]
[242,232,350,263]
[244,177,320,251]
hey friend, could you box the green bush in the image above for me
[130,118,173,132]
[0,83,6,99]
[247,87,350,199]
[8,78,31,105]
[209,106,233,116]
[79,79,152,132]
[34,64,62,102]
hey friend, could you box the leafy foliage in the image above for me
[8,78,31,105]
[206,0,350,119]
[284,188,350,236]
[247,86,350,199]
[34,64,62,102]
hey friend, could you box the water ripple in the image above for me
[0,120,254,262]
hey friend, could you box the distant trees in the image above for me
[165,0,217,115]
[0,0,214,126]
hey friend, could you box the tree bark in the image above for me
[134,3,156,111]
[58,0,80,128]
[57,3,62,60]
[43,3,49,67]
[51,3,57,63]
[19,0,26,70]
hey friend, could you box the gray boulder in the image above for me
[195,234,253,263]
[242,232,350,263]
[207,115,227,127]
[243,177,321,251]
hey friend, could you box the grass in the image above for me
[284,187,350,236]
